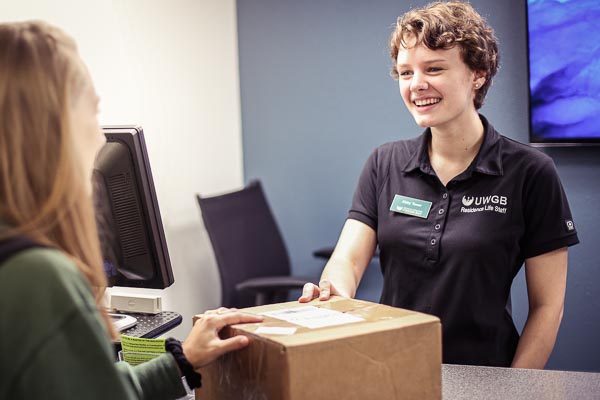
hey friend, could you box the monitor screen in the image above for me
[526,0,600,145]
[93,126,174,289]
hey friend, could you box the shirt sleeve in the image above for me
[520,156,579,259]
[348,147,381,230]
[2,249,187,400]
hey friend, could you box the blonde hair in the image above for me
[0,21,116,339]
[390,1,499,109]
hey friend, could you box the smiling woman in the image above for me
[395,44,481,134]
[389,0,499,110]
[299,0,579,370]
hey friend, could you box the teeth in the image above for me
[414,98,441,106]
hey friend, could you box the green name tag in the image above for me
[390,194,432,219]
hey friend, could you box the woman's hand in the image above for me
[298,220,377,303]
[182,308,263,370]
[298,279,348,302]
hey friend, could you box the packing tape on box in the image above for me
[215,348,267,400]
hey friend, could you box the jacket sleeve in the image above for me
[2,248,186,400]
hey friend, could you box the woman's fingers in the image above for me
[298,282,320,302]
[298,280,335,302]
[215,335,251,355]
[318,280,332,300]
[211,311,263,329]
[184,309,262,368]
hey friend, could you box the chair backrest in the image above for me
[197,181,292,308]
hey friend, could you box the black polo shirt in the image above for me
[348,115,579,367]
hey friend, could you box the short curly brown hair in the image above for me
[390,1,499,109]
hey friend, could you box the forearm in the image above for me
[511,304,563,369]
[320,257,363,298]
[297,219,375,302]
[319,219,376,298]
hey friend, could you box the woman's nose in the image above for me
[410,72,428,92]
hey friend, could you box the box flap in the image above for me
[224,297,440,347]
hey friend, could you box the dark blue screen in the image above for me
[528,0,600,143]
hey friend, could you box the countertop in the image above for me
[443,364,600,400]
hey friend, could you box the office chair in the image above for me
[197,181,311,308]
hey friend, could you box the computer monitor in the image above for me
[526,0,600,146]
[93,126,174,289]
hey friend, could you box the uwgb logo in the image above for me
[462,195,508,207]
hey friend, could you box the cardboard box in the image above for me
[194,297,441,400]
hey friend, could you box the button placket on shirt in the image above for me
[427,190,450,261]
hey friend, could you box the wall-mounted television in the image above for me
[526,0,600,146]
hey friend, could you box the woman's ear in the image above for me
[474,72,486,89]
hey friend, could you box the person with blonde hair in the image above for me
[0,20,261,399]
[301,1,579,368]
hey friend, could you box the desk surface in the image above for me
[443,364,600,400]
[118,311,182,338]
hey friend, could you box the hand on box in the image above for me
[182,308,263,370]
[298,280,349,302]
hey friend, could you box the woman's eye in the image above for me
[428,67,443,73]
[399,70,413,77]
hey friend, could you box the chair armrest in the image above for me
[236,276,311,293]
[312,247,335,259]
[312,246,380,260]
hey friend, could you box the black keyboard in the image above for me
[118,311,182,338]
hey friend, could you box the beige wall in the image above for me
[1,0,243,338]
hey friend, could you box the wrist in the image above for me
[181,341,195,367]
[165,338,202,389]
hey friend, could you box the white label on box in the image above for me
[255,326,298,335]
[260,306,364,329]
